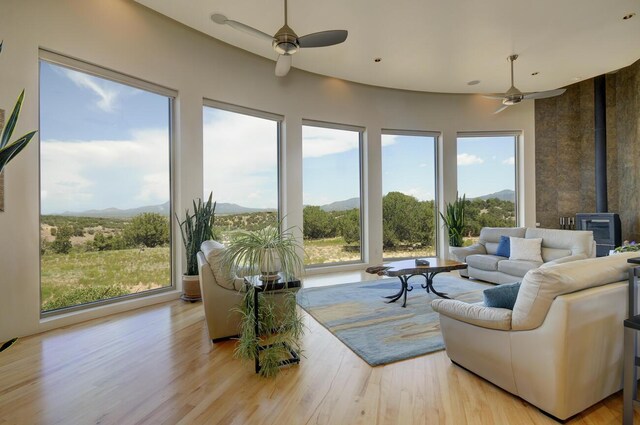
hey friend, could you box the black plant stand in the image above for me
[244,274,302,374]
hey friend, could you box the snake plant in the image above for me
[176,192,217,276]
[440,193,466,247]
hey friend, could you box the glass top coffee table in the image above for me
[366,258,468,307]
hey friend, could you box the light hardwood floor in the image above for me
[0,272,636,425]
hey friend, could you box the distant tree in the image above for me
[123,213,169,248]
[303,206,337,239]
[339,209,361,244]
[51,226,73,254]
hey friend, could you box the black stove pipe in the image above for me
[594,75,608,213]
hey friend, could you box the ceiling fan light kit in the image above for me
[211,0,348,77]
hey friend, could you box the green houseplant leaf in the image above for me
[439,193,466,247]
[176,192,216,276]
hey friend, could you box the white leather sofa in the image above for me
[450,227,596,284]
[432,252,639,420]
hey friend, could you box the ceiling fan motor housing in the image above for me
[273,24,299,54]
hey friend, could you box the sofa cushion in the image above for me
[431,300,512,330]
[511,251,639,330]
[498,259,541,277]
[483,282,521,309]
[200,240,243,291]
[510,237,543,262]
[467,254,504,271]
[495,236,510,257]
[479,227,526,254]
[525,228,595,258]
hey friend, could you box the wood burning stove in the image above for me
[576,213,621,257]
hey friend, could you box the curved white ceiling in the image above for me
[136,0,640,94]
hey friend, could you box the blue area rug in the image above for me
[296,275,488,366]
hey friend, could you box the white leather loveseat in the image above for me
[432,252,639,420]
[450,227,596,284]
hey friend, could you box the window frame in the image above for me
[301,119,366,268]
[202,98,284,224]
[456,131,521,227]
[380,129,440,260]
[38,50,177,317]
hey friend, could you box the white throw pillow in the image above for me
[509,237,543,262]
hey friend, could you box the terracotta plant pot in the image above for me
[181,275,202,302]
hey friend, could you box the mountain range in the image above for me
[55,189,514,218]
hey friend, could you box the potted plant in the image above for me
[440,193,466,248]
[176,192,216,302]
[223,222,305,377]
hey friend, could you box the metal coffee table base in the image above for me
[384,271,450,308]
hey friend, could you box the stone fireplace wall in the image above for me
[535,58,640,241]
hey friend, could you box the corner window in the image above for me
[39,53,174,313]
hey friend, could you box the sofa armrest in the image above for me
[540,253,587,268]
[431,299,512,330]
[450,244,486,262]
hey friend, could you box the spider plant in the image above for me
[440,193,466,247]
[223,221,305,377]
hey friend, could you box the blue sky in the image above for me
[40,61,515,214]
[40,61,170,214]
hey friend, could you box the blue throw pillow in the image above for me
[483,282,521,310]
[495,235,511,257]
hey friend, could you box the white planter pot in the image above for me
[260,248,281,276]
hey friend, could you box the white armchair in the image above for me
[432,252,639,420]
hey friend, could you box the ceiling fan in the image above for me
[211,0,348,77]
[486,54,566,114]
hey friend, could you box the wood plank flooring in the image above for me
[0,273,637,424]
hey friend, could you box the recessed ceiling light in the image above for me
[531,72,539,76]
[623,12,635,20]
[572,77,581,81]
[467,80,480,86]
[374,58,382,63]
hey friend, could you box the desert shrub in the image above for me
[381,192,435,249]
[92,232,128,251]
[42,284,132,311]
[123,213,169,248]
[50,227,57,236]
[51,226,73,254]
[303,206,338,239]
[339,209,360,244]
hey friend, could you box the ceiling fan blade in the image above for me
[298,30,348,48]
[275,54,292,77]
[211,14,274,43]
[483,94,506,100]
[494,104,510,114]
[523,88,567,100]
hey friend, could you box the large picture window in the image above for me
[39,54,174,313]
[457,134,518,245]
[381,132,438,259]
[302,122,363,266]
[202,102,280,240]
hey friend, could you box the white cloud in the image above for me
[41,129,169,212]
[419,163,428,168]
[301,125,360,158]
[457,153,484,166]
[502,156,515,165]
[400,188,434,201]
[63,69,119,112]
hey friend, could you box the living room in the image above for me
[1,0,639,424]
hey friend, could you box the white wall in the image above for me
[0,0,535,340]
